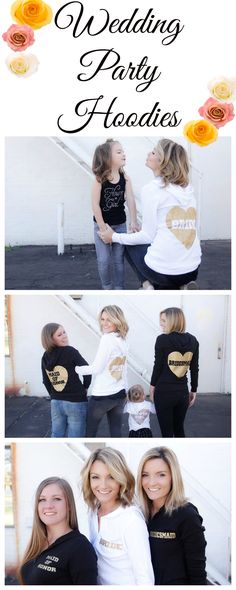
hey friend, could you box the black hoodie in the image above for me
[41,346,91,402]
[21,529,97,585]
[148,502,207,585]
[151,332,199,393]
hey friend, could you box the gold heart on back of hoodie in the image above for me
[46,365,68,391]
[168,352,193,378]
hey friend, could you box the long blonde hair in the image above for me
[19,477,78,581]
[81,447,135,509]
[137,447,187,519]
[156,139,189,187]
[98,305,129,339]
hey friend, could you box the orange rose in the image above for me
[11,0,53,30]
[183,119,218,147]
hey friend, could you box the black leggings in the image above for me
[154,390,189,437]
[86,396,126,437]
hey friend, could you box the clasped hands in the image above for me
[99,222,140,244]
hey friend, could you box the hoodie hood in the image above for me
[42,346,68,371]
[153,176,195,207]
[164,331,197,352]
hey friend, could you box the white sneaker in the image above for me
[141,280,154,290]
[180,281,198,290]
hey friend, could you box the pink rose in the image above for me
[2,24,35,52]
[198,97,235,128]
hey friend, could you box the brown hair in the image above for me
[81,447,135,510]
[41,323,61,352]
[137,447,187,519]
[160,307,186,333]
[92,139,124,183]
[156,138,189,187]
[128,384,145,402]
[19,477,78,582]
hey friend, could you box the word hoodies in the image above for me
[112,177,201,274]
[89,505,154,585]
[42,345,91,402]
[151,331,199,392]
[76,332,128,396]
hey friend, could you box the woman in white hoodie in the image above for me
[100,139,201,290]
[75,305,128,437]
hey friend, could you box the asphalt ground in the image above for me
[5,240,231,290]
[5,393,231,438]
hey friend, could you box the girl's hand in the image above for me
[189,391,197,407]
[149,384,155,402]
[99,224,114,243]
[129,221,140,233]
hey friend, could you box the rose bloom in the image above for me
[6,53,39,77]
[183,119,218,147]
[198,97,234,129]
[2,24,35,51]
[11,0,53,29]
[208,76,236,103]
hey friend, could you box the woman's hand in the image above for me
[149,385,155,402]
[129,221,140,233]
[189,391,197,407]
[99,224,114,243]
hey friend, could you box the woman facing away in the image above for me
[150,307,199,437]
[81,447,154,585]
[100,139,201,290]
[41,323,91,438]
[75,305,129,437]
[137,447,207,585]
[92,138,138,290]
[19,477,97,585]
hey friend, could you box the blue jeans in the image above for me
[94,222,126,289]
[51,400,88,437]
[125,244,199,290]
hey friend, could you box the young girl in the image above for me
[137,447,207,585]
[149,307,199,437]
[92,138,138,290]
[41,323,91,438]
[124,384,155,437]
[19,477,97,585]
[81,447,154,585]
[100,138,201,290]
[75,306,128,437]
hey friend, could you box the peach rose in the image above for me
[183,119,218,147]
[11,0,53,29]
[198,98,235,128]
[2,24,35,51]
[208,76,236,103]
[6,53,39,77]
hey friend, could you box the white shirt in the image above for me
[89,505,154,585]
[76,333,128,396]
[124,400,156,431]
[112,177,201,275]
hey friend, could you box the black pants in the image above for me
[86,396,125,437]
[154,390,189,437]
[125,244,199,289]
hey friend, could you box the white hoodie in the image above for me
[112,177,201,275]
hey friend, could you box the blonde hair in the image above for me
[92,139,124,183]
[137,447,187,519]
[19,477,78,581]
[128,384,145,402]
[41,323,61,351]
[156,138,189,187]
[98,305,129,339]
[81,447,135,509]
[160,307,186,333]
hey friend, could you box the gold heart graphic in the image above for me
[168,352,193,378]
[166,207,196,249]
[46,365,68,392]
[109,356,126,381]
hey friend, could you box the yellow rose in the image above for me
[6,53,39,77]
[208,77,236,103]
[11,0,53,30]
[183,120,218,147]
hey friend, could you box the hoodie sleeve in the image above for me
[73,349,92,390]
[150,336,165,386]
[41,358,52,394]
[112,189,159,245]
[190,340,199,391]
[75,335,112,377]
[178,506,207,585]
